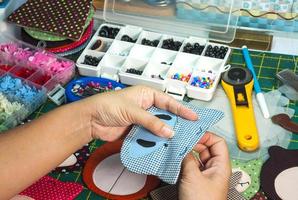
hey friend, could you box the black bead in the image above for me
[82,55,102,66]
[99,29,108,37]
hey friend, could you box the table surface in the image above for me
[28,48,298,200]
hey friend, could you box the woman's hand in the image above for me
[179,132,231,200]
[83,85,198,141]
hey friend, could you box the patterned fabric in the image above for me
[150,172,246,200]
[121,103,224,184]
[228,171,247,200]
[20,176,83,200]
[23,6,94,42]
[53,144,90,173]
[232,159,263,199]
[7,0,92,40]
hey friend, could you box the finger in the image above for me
[197,132,230,172]
[197,148,211,164]
[152,90,198,121]
[181,153,202,177]
[129,106,174,138]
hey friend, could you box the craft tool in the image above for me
[242,46,270,119]
[222,67,259,152]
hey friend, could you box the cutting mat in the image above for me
[28,48,298,199]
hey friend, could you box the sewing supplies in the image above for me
[126,68,143,75]
[83,140,160,200]
[82,55,102,67]
[77,23,231,101]
[0,75,46,132]
[121,103,223,184]
[242,46,270,119]
[221,67,260,152]
[183,42,205,55]
[190,71,216,89]
[99,26,120,39]
[271,113,298,134]
[204,45,228,59]
[141,38,160,47]
[0,41,75,86]
[0,35,75,128]
[161,38,182,51]
[171,72,191,82]
[65,77,125,103]
[190,87,293,160]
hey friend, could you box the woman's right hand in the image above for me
[179,132,231,200]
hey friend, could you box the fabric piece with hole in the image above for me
[121,103,224,184]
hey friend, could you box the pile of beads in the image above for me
[171,73,192,82]
[126,68,143,75]
[82,55,102,66]
[204,45,228,59]
[141,38,159,47]
[98,26,120,39]
[190,71,216,89]
[161,38,182,51]
[0,43,74,84]
[183,43,205,55]
[71,81,115,97]
[121,35,137,43]
[0,75,46,132]
[0,75,46,108]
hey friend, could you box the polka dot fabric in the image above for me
[7,0,92,41]
[53,144,90,173]
[20,176,83,200]
[121,103,224,184]
[232,159,263,199]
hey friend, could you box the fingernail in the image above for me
[161,125,174,138]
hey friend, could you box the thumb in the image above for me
[128,106,174,138]
[181,153,202,178]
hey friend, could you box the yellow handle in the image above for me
[222,80,259,152]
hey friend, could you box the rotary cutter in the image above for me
[221,67,259,152]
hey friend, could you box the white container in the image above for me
[77,0,238,101]
[77,50,104,77]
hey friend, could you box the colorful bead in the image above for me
[0,75,45,108]
[71,81,116,98]
[0,43,74,84]
[171,72,191,82]
[190,71,216,89]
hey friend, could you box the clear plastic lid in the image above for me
[103,0,241,43]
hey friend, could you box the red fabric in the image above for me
[20,176,83,200]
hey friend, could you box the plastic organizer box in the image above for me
[0,35,75,131]
[77,24,231,101]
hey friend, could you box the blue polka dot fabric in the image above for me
[120,103,224,184]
